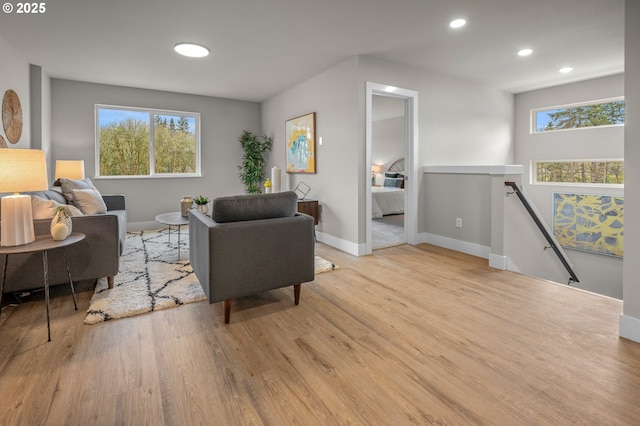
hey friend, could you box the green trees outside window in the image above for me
[534,99,624,132]
[97,106,199,177]
[536,161,624,184]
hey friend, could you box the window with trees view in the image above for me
[535,160,624,185]
[96,105,200,177]
[532,98,624,133]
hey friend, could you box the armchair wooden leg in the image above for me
[224,299,232,324]
[107,276,114,289]
[294,284,301,305]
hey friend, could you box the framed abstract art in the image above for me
[285,112,316,173]
[553,192,624,258]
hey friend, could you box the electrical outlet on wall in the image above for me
[456,217,462,228]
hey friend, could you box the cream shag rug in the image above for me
[85,229,337,324]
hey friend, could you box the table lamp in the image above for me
[54,160,85,180]
[0,149,49,246]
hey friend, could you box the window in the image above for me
[95,105,200,177]
[532,97,624,133]
[535,160,624,185]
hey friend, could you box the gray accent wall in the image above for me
[51,79,261,227]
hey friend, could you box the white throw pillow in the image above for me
[31,195,84,219]
[72,188,107,215]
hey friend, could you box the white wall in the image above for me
[621,1,640,342]
[356,56,514,241]
[514,74,624,299]
[51,79,261,228]
[372,116,404,170]
[261,55,514,253]
[261,57,361,252]
[0,34,30,148]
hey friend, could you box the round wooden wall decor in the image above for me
[2,89,23,144]
[0,135,6,148]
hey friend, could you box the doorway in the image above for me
[371,95,406,249]
[365,82,419,255]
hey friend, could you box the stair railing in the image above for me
[505,181,579,284]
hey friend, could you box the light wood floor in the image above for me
[1,243,640,425]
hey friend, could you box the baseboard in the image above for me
[488,254,508,270]
[316,231,363,256]
[619,314,640,344]
[127,221,161,232]
[420,233,490,259]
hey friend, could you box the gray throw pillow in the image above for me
[59,177,96,204]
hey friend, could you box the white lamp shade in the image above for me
[0,149,49,246]
[0,149,49,193]
[55,160,85,180]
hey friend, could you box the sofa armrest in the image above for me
[102,194,126,211]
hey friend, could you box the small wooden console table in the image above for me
[0,233,85,342]
[297,199,319,225]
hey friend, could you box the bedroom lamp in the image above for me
[0,149,49,247]
[372,164,383,185]
[55,160,85,180]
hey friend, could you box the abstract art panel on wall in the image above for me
[285,112,316,174]
[553,193,624,258]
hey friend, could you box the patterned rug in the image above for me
[85,229,337,324]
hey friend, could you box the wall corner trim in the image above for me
[619,314,640,344]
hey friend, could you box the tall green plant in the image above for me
[238,130,273,194]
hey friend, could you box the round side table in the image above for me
[0,233,86,342]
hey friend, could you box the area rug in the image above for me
[85,228,338,324]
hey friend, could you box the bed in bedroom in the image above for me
[372,158,405,219]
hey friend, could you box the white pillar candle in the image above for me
[271,166,281,193]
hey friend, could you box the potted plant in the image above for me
[238,130,273,194]
[194,195,210,214]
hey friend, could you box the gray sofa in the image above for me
[189,191,315,323]
[0,189,126,295]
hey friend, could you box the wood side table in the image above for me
[297,199,319,225]
[0,233,85,342]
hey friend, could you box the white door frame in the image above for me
[365,81,419,255]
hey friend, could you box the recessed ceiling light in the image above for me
[174,43,210,58]
[559,66,574,73]
[449,18,466,29]
[518,48,533,57]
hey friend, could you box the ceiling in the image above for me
[0,0,624,103]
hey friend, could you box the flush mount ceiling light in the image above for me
[449,18,466,29]
[174,43,210,58]
[518,48,533,57]
[559,66,574,73]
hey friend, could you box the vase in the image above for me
[51,209,72,240]
[198,204,209,214]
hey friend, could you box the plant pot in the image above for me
[197,204,209,214]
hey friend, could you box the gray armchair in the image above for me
[188,191,315,323]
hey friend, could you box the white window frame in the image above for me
[95,104,201,179]
[530,96,625,134]
[531,159,624,188]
